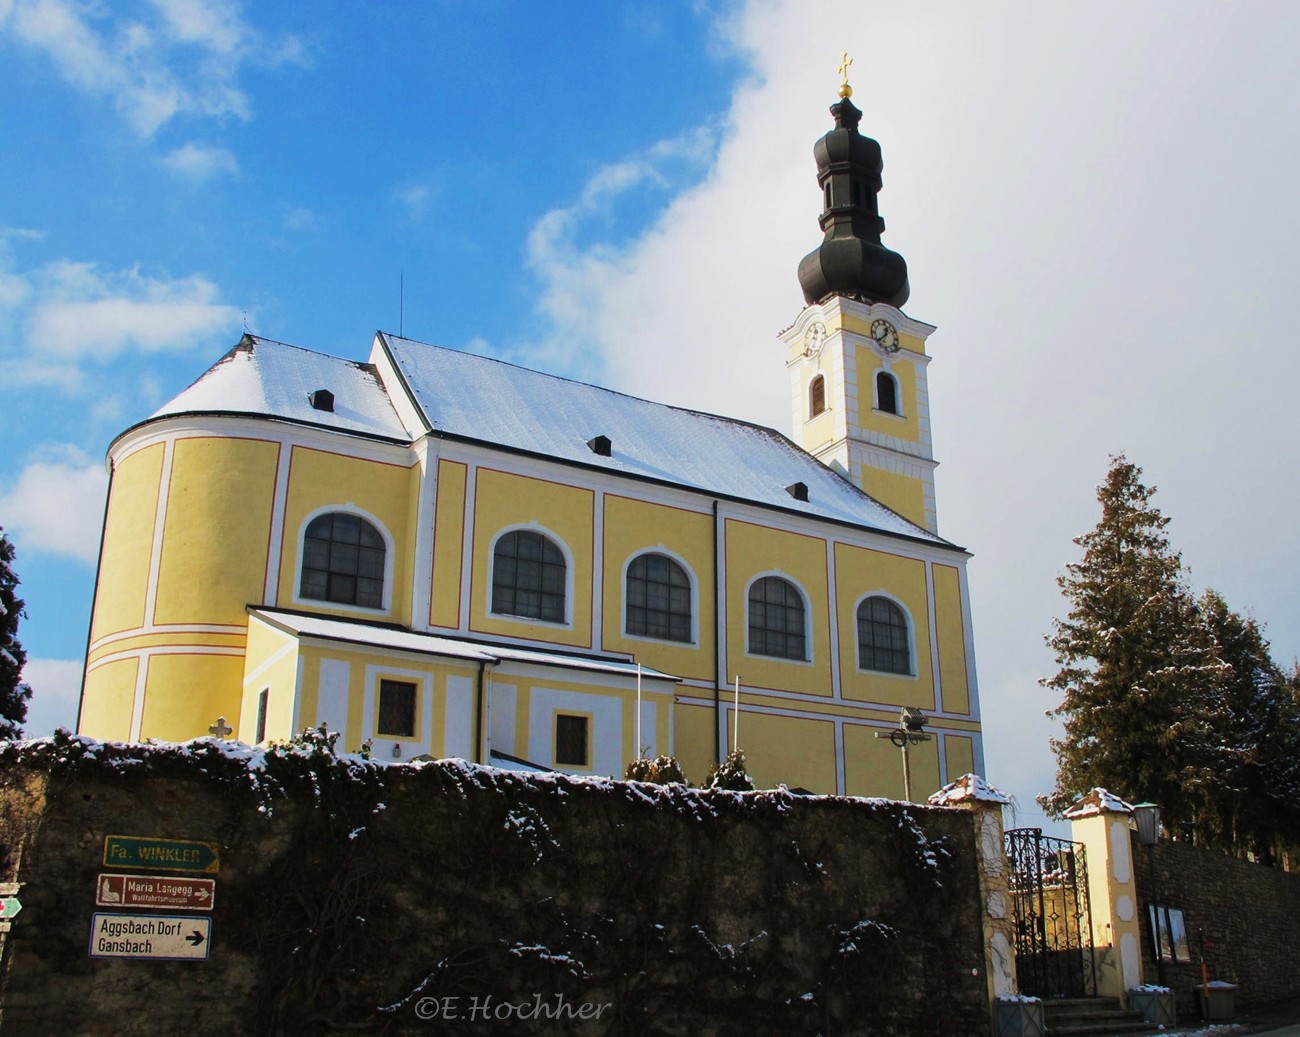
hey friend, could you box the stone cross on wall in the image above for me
[208,716,233,739]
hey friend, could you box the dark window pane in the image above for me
[555,714,588,766]
[747,577,806,660]
[299,512,387,608]
[624,552,692,643]
[857,596,911,674]
[377,679,416,737]
[493,530,567,622]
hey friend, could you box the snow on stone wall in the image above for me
[0,734,988,1036]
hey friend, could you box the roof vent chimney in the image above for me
[785,481,809,502]
[308,389,335,413]
[586,435,612,457]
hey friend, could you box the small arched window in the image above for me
[492,529,567,623]
[748,576,807,661]
[300,512,386,608]
[876,371,899,415]
[809,374,827,417]
[626,552,693,643]
[857,596,912,675]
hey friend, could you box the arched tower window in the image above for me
[747,576,808,661]
[809,374,827,417]
[626,552,692,643]
[876,370,899,415]
[492,529,567,623]
[857,596,912,675]
[300,512,386,609]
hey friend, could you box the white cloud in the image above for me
[18,658,83,736]
[1,0,304,137]
[161,141,238,180]
[0,256,240,378]
[0,446,108,564]
[523,0,1300,820]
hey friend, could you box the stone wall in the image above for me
[0,735,989,1036]
[1131,833,1300,1015]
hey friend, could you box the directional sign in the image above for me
[96,874,215,912]
[0,896,20,920]
[88,913,211,960]
[103,835,220,874]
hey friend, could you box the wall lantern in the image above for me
[1132,802,1162,846]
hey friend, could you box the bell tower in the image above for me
[780,62,940,534]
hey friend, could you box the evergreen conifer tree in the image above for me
[1197,589,1300,858]
[1040,456,1225,824]
[0,528,32,738]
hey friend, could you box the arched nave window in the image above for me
[747,576,808,661]
[626,552,692,643]
[300,512,386,609]
[492,529,567,623]
[857,595,912,675]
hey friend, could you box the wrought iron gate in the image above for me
[1004,828,1097,999]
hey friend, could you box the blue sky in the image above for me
[5,1,1300,831]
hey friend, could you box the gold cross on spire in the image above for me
[837,51,854,99]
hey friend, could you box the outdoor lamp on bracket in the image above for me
[1132,802,1161,846]
[877,707,931,800]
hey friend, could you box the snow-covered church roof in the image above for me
[379,334,949,546]
[146,336,410,443]
[143,332,955,548]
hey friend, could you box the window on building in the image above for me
[809,374,827,417]
[300,512,386,609]
[377,679,417,738]
[492,529,567,623]
[876,371,899,415]
[748,576,807,660]
[255,688,269,744]
[626,552,692,643]
[554,713,589,767]
[857,596,912,675]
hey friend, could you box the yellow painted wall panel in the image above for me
[733,710,837,793]
[91,443,164,640]
[240,620,299,743]
[155,438,279,626]
[430,459,468,629]
[724,519,832,697]
[601,495,714,682]
[469,468,594,648]
[843,722,940,801]
[834,542,934,708]
[78,658,139,741]
[944,733,975,782]
[673,703,716,785]
[278,445,416,625]
[857,465,926,531]
[140,653,246,742]
[933,564,971,715]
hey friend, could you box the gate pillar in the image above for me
[929,774,1017,1003]
[1065,789,1142,1001]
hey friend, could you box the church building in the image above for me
[77,80,984,798]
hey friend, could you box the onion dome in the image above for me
[796,94,910,308]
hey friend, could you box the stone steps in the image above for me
[1044,997,1159,1036]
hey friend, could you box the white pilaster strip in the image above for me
[263,442,292,605]
[459,463,478,631]
[926,562,942,714]
[410,438,438,631]
[142,437,175,626]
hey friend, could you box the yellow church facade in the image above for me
[78,87,985,798]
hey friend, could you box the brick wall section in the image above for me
[1131,832,1300,1015]
[0,738,988,1037]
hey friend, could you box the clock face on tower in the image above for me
[871,318,900,354]
[803,321,827,358]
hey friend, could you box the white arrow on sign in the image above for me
[0,897,20,920]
